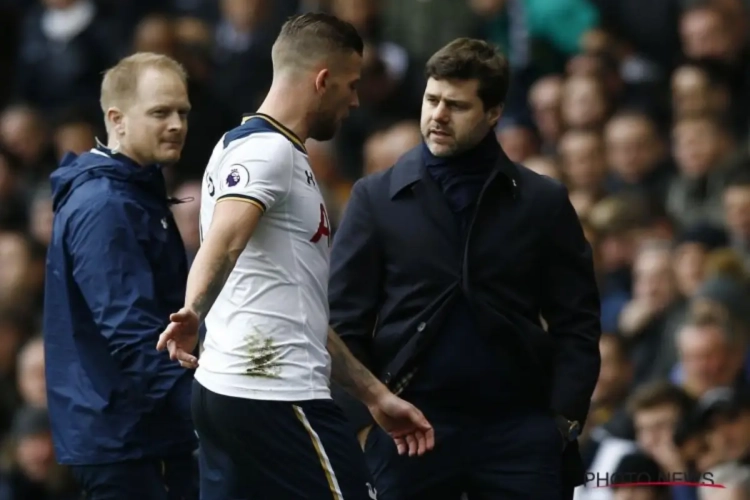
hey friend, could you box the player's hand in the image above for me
[368,393,434,457]
[156,307,200,369]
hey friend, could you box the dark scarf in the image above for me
[422,132,500,213]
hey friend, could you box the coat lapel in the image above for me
[411,171,461,247]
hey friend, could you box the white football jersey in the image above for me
[194,114,333,401]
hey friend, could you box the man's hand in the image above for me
[649,438,685,473]
[156,307,200,369]
[367,392,435,457]
[618,299,660,337]
[323,328,435,456]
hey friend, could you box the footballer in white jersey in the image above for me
[157,12,433,500]
[195,113,334,401]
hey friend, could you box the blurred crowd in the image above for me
[0,0,749,499]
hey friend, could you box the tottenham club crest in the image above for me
[222,164,249,189]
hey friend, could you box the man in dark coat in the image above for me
[329,37,602,500]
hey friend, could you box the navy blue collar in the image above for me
[236,113,307,154]
[421,132,502,212]
[92,140,180,203]
[94,139,162,171]
[389,135,519,199]
[421,131,501,169]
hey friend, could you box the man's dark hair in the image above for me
[52,105,96,131]
[0,308,34,339]
[627,381,695,417]
[608,108,661,134]
[0,143,22,176]
[425,38,510,110]
[673,111,732,138]
[678,58,731,89]
[272,13,364,69]
[612,452,669,498]
[725,161,750,190]
[682,0,725,18]
[686,301,747,347]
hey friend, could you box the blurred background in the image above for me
[0,0,749,498]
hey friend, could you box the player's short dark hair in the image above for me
[425,38,510,110]
[272,13,364,69]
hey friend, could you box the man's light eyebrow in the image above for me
[147,105,192,113]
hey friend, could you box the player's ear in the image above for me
[314,69,330,94]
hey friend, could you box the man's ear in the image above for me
[487,104,503,128]
[314,68,330,94]
[106,107,124,135]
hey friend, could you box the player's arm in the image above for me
[187,136,294,321]
[326,327,390,408]
[186,200,261,320]
[327,326,435,456]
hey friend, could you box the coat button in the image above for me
[417,322,426,332]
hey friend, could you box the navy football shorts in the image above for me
[192,380,379,500]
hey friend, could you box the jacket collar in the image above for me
[389,143,520,199]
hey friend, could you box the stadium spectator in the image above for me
[674,307,748,398]
[585,333,634,442]
[561,74,610,130]
[559,128,609,197]
[528,74,564,154]
[618,240,682,387]
[15,337,45,410]
[610,452,670,500]
[723,168,750,269]
[667,114,735,230]
[603,110,675,204]
[0,406,78,500]
[628,382,698,500]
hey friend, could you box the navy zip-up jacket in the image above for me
[43,147,197,465]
